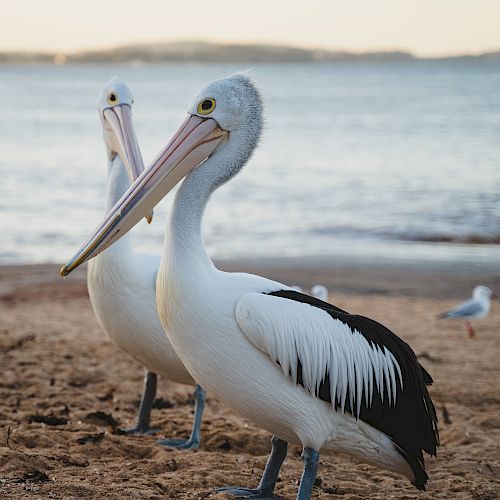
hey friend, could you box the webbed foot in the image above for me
[123,425,160,436]
[156,436,199,450]
[216,486,280,499]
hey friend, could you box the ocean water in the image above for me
[0,62,499,268]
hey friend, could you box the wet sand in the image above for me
[1,262,499,499]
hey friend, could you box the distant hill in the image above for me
[1,41,499,64]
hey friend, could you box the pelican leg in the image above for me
[124,370,159,435]
[297,447,320,500]
[217,436,288,499]
[156,384,206,450]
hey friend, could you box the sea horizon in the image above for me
[1,61,499,268]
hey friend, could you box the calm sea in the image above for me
[1,62,499,268]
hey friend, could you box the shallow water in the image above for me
[1,62,499,266]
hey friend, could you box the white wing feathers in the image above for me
[236,293,403,417]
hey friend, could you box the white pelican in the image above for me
[62,74,439,497]
[438,285,496,337]
[311,284,329,302]
[85,77,206,448]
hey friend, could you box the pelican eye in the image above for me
[197,98,216,115]
[107,93,118,105]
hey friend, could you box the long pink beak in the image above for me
[61,114,227,276]
[103,104,144,183]
[103,104,153,224]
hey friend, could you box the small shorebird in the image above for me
[62,74,439,498]
[82,78,206,448]
[438,285,496,337]
[311,284,329,302]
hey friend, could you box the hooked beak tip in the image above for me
[60,264,70,278]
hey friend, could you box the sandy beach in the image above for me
[1,261,499,499]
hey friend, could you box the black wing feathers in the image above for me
[268,290,439,490]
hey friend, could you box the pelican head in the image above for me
[61,73,262,276]
[98,77,146,190]
[473,285,496,299]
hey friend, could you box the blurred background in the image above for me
[1,0,499,269]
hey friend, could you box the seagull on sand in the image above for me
[438,285,496,337]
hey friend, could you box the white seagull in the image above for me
[438,285,496,337]
[311,284,329,302]
[84,78,206,448]
[62,74,439,498]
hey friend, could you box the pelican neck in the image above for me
[165,165,215,273]
[163,118,262,274]
[106,153,130,211]
[102,153,132,256]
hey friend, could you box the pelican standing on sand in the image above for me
[85,78,205,448]
[438,285,495,337]
[62,74,439,498]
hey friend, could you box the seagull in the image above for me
[84,77,206,448]
[311,285,329,302]
[438,285,496,337]
[62,73,439,498]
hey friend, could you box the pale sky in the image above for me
[2,0,500,57]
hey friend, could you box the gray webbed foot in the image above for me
[156,436,199,450]
[216,436,287,499]
[216,486,280,499]
[156,384,205,451]
[125,370,158,436]
[123,425,160,436]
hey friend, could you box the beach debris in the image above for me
[165,459,178,472]
[1,333,36,353]
[416,351,441,363]
[97,389,114,401]
[218,438,231,451]
[5,425,11,448]
[28,414,68,426]
[442,405,452,425]
[83,411,119,432]
[153,397,174,409]
[13,470,50,483]
[68,377,89,388]
[58,455,89,467]
[77,432,105,445]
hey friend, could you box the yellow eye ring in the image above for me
[197,98,216,115]
[107,93,118,105]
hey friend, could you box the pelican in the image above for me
[62,74,439,498]
[85,78,205,448]
[438,285,496,337]
[311,284,329,302]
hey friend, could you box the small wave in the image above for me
[308,226,500,245]
[399,234,500,245]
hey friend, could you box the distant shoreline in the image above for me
[1,41,500,64]
[1,258,499,300]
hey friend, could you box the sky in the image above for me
[2,0,500,57]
